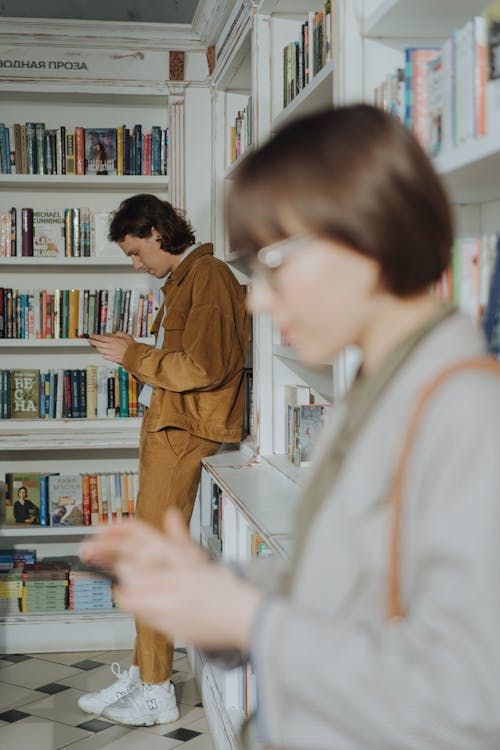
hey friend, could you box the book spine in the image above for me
[75,127,85,175]
[89,474,99,526]
[82,474,91,526]
[21,208,33,257]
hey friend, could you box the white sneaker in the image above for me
[102,679,179,726]
[77,663,140,715]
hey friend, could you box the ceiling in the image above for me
[0,0,201,24]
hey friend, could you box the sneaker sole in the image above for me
[103,708,180,726]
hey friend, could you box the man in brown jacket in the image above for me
[79,193,249,726]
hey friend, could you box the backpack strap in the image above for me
[387,357,500,621]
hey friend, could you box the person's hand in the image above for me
[80,509,263,652]
[87,331,134,364]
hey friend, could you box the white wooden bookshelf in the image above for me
[0,337,153,348]
[0,256,133,267]
[0,11,214,657]
[365,0,488,39]
[0,175,169,190]
[0,418,142,450]
[272,57,334,131]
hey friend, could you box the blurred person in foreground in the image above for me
[81,106,500,749]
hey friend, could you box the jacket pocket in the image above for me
[164,427,190,458]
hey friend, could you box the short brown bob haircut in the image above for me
[227,104,453,296]
[109,193,195,255]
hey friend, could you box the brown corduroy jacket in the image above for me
[122,243,249,443]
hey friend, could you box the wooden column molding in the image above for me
[167,84,186,212]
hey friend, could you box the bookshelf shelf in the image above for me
[0,257,131,267]
[0,337,153,348]
[0,608,134,653]
[0,418,142,450]
[202,452,299,542]
[272,58,334,132]
[0,526,94,537]
[435,131,500,204]
[365,0,488,39]
[0,174,169,191]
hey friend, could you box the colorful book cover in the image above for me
[5,472,41,525]
[33,209,65,257]
[405,47,441,149]
[427,54,443,156]
[292,403,331,466]
[9,369,39,418]
[84,128,117,176]
[48,474,84,526]
[484,0,500,80]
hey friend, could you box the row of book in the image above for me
[242,531,272,716]
[0,286,162,339]
[229,96,252,165]
[374,3,500,155]
[434,234,500,355]
[0,556,114,614]
[0,549,36,615]
[0,367,145,420]
[285,385,332,466]
[2,471,139,527]
[0,207,121,258]
[282,1,333,108]
[0,123,169,176]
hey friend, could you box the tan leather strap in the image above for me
[387,357,500,621]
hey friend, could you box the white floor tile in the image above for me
[58,663,124,692]
[25,687,109,727]
[91,651,132,667]
[0,658,82,690]
[182,733,216,750]
[28,651,105,665]
[0,683,46,712]
[0,715,90,750]
[55,724,132,750]
[70,726,182,750]
[140,703,205,736]
[186,716,211,733]
[173,678,201,707]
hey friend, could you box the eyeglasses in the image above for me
[251,233,312,286]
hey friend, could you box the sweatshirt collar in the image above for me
[164,243,214,287]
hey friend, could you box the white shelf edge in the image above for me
[1,526,96,537]
[0,257,132,267]
[0,609,129,623]
[0,175,169,190]
[0,337,153,347]
[365,0,488,39]
[272,58,334,132]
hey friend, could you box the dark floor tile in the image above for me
[0,709,31,723]
[36,682,71,695]
[70,659,104,671]
[175,648,187,654]
[164,727,202,742]
[0,653,32,663]
[76,718,114,733]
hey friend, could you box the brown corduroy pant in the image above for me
[132,410,220,684]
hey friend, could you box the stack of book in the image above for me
[0,567,23,615]
[21,561,69,613]
[69,565,113,611]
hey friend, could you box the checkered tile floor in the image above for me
[0,648,215,749]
